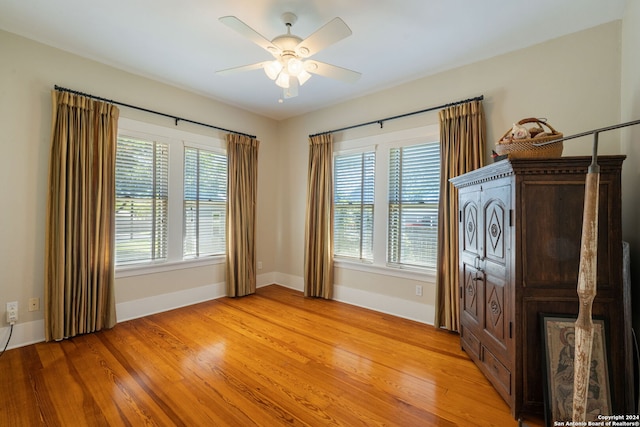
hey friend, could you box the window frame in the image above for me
[183,143,228,259]
[333,146,376,262]
[387,141,441,269]
[115,118,226,278]
[115,134,169,266]
[332,125,440,282]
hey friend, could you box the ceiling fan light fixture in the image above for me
[264,60,283,80]
[286,57,303,76]
[297,70,312,86]
[275,72,290,88]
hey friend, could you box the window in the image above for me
[333,151,375,261]
[387,142,440,268]
[332,125,440,277]
[115,118,227,274]
[115,136,169,265]
[184,147,227,258]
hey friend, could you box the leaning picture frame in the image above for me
[540,313,612,426]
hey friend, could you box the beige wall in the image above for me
[0,30,279,329]
[276,21,627,319]
[1,16,636,345]
[621,1,640,331]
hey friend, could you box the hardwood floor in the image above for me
[1,285,544,426]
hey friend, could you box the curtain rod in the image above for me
[54,85,256,139]
[309,95,484,138]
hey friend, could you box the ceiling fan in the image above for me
[217,12,361,100]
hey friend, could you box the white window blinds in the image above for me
[333,151,375,261]
[183,147,227,258]
[115,136,169,265]
[388,141,440,268]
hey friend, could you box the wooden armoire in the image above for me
[450,155,633,418]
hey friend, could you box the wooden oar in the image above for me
[571,133,600,422]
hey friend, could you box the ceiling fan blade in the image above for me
[295,17,352,58]
[304,61,361,83]
[219,16,281,55]
[216,61,271,76]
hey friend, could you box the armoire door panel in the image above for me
[482,185,510,267]
[484,278,506,346]
[461,197,480,257]
[485,202,506,262]
[462,263,482,324]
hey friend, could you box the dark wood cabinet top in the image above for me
[450,155,626,188]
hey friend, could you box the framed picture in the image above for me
[540,314,612,425]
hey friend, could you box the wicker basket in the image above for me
[495,118,563,159]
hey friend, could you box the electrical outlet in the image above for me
[6,301,18,324]
[257,261,263,270]
[415,285,423,297]
[29,298,40,312]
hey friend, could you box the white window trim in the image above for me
[333,144,378,157]
[115,118,226,278]
[333,124,440,281]
[333,145,377,262]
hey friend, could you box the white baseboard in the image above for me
[2,272,434,350]
[119,272,284,322]
[272,272,304,291]
[257,272,277,288]
[116,281,227,322]
[1,282,228,350]
[333,284,435,325]
[0,320,45,351]
[271,274,434,325]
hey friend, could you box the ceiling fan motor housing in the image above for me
[271,12,304,54]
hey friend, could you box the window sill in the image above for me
[334,259,436,283]
[115,256,225,278]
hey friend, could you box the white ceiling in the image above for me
[0,0,626,121]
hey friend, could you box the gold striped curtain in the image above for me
[435,100,486,331]
[304,134,334,299]
[45,90,119,341]
[226,134,260,297]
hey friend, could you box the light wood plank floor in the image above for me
[1,285,544,426]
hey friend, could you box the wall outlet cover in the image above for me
[6,301,18,323]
